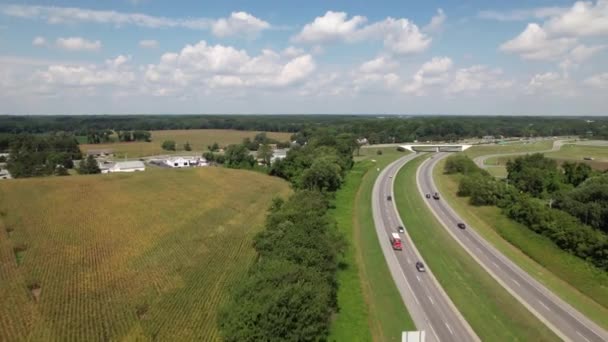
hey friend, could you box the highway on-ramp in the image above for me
[418,153,608,342]
[372,154,479,342]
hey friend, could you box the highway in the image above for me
[418,153,608,342]
[372,154,478,342]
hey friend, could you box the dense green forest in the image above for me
[1,115,607,142]
[3,134,81,178]
[446,154,608,271]
[219,128,355,341]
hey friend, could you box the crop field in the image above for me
[80,129,293,158]
[0,167,290,341]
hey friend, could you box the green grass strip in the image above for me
[329,148,415,341]
[394,154,560,341]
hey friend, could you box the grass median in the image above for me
[433,158,608,329]
[394,154,560,341]
[329,147,415,341]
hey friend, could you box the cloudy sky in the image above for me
[0,0,607,115]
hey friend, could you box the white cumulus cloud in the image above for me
[584,72,608,88]
[292,11,431,55]
[211,11,271,37]
[32,36,46,46]
[500,23,575,60]
[139,39,158,48]
[56,37,101,52]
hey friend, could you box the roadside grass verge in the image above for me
[545,143,608,161]
[394,155,560,341]
[329,147,415,341]
[433,158,608,329]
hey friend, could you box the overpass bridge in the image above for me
[399,144,473,152]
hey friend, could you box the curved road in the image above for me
[418,153,608,342]
[372,154,479,342]
[473,139,565,169]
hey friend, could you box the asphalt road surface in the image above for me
[372,154,479,342]
[418,153,608,342]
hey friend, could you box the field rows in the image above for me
[0,168,290,341]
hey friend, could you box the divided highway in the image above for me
[372,154,478,342]
[418,153,608,342]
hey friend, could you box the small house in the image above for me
[163,156,207,168]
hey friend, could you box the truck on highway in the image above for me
[390,233,402,250]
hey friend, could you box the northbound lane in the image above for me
[418,153,608,342]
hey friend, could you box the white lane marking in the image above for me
[445,322,454,335]
[576,330,591,342]
[406,256,411,263]
[416,275,421,282]
[491,261,499,268]
[428,295,435,305]
[429,324,440,342]
[538,300,550,311]
[511,278,521,287]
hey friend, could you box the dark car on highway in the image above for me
[457,223,466,229]
[415,261,426,272]
[432,192,440,200]
[425,193,431,199]
[387,195,392,201]
[398,226,405,233]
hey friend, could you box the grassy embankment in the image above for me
[79,129,293,158]
[433,158,608,329]
[0,167,291,341]
[485,143,608,172]
[465,140,554,177]
[329,147,414,341]
[393,154,560,341]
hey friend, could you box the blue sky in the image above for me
[0,0,607,115]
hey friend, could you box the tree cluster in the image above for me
[6,134,81,178]
[77,155,101,175]
[447,154,608,271]
[219,191,343,341]
[161,140,176,151]
[3,115,606,143]
[270,130,356,192]
[117,130,151,142]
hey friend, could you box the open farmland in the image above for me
[80,129,293,158]
[0,167,290,341]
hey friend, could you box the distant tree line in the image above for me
[218,128,357,341]
[2,115,607,142]
[446,154,608,271]
[5,134,82,178]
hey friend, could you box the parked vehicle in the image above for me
[457,223,466,229]
[390,233,402,250]
[398,226,405,233]
[432,192,440,200]
[415,261,426,272]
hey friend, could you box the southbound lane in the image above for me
[372,154,478,342]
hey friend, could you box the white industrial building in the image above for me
[163,156,208,168]
[102,161,146,173]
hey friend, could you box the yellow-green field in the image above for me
[80,129,293,158]
[0,167,290,341]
